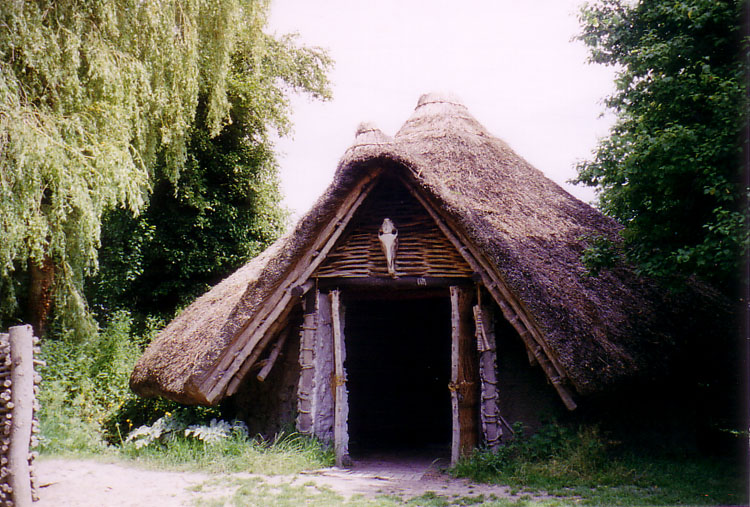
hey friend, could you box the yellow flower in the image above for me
[165,412,172,417]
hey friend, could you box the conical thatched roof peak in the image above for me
[354,121,383,137]
[349,121,392,148]
[416,91,466,109]
[397,92,490,144]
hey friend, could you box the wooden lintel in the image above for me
[316,276,474,290]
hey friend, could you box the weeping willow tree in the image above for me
[0,0,331,337]
[89,31,332,322]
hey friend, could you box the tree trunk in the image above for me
[27,258,54,339]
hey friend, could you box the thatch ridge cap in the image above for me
[416,91,466,109]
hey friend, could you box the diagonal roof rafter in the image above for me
[396,173,577,410]
[196,168,383,404]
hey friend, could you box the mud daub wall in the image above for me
[228,325,301,438]
[495,316,564,431]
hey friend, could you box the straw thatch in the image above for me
[131,92,704,406]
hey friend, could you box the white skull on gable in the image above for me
[378,218,398,277]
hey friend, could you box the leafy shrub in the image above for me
[38,310,141,453]
[185,418,248,444]
[37,380,107,454]
[125,413,248,449]
[579,235,622,276]
[125,413,189,449]
[103,395,221,445]
[453,422,620,487]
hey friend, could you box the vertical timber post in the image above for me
[450,286,479,465]
[330,290,350,466]
[474,302,502,451]
[311,292,335,442]
[296,290,318,435]
[450,288,460,465]
[9,325,33,507]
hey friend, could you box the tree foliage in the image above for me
[89,134,286,319]
[88,16,331,321]
[575,0,746,292]
[0,0,331,334]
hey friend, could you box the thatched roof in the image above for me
[131,92,699,406]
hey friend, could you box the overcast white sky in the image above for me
[267,0,617,217]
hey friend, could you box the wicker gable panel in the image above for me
[315,178,473,279]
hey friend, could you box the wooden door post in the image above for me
[330,290,350,466]
[450,286,479,465]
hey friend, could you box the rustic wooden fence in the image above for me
[0,325,42,506]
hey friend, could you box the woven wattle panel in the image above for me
[315,178,473,279]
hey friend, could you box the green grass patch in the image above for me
[400,492,566,507]
[120,429,334,474]
[191,476,405,507]
[453,423,746,506]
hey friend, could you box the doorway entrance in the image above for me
[344,294,452,457]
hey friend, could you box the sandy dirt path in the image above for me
[35,456,524,506]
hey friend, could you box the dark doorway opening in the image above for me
[344,293,452,457]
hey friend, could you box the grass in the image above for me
[452,423,747,506]
[192,476,358,507]
[190,478,564,507]
[118,430,335,475]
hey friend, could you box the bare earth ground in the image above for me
[35,455,535,506]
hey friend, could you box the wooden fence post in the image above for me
[9,325,34,507]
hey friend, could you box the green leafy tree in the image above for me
[89,32,331,318]
[575,0,746,293]
[89,139,286,320]
[0,1,329,336]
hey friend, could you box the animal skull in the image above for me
[378,218,399,277]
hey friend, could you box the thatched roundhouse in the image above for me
[131,93,695,464]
